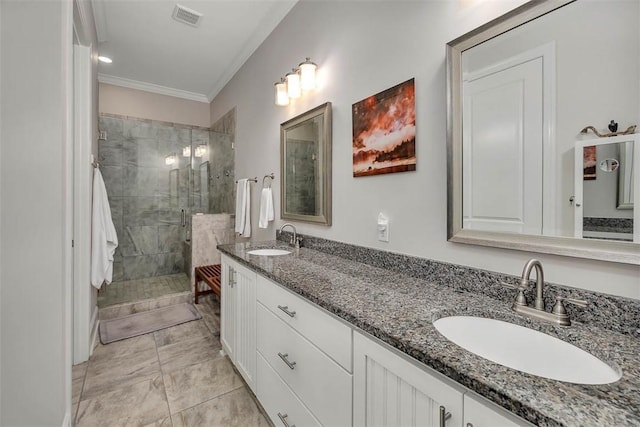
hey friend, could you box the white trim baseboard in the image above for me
[99,73,210,103]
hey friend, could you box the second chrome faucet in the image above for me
[279,223,302,249]
[502,259,587,326]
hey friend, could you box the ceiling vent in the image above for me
[172,4,203,27]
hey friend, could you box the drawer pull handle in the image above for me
[278,305,296,318]
[439,406,451,427]
[277,412,296,427]
[278,352,297,370]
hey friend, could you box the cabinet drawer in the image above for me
[464,393,534,427]
[258,353,322,427]
[256,274,352,371]
[257,303,352,427]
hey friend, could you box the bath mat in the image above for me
[99,303,202,344]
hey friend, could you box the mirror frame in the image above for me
[280,102,332,225]
[446,0,640,265]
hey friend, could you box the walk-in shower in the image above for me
[97,113,235,307]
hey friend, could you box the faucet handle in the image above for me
[500,282,528,306]
[552,296,588,315]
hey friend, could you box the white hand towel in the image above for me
[235,179,252,237]
[235,179,246,234]
[91,167,119,289]
[258,187,275,228]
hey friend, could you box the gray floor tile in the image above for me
[91,334,156,363]
[76,375,169,426]
[172,388,270,427]
[163,357,244,414]
[83,346,160,400]
[143,417,173,427]
[154,319,212,348]
[158,334,223,374]
[72,362,88,404]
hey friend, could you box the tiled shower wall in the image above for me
[99,115,195,281]
[191,131,235,215]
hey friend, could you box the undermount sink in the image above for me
[246,249,292,256]
[433,316,620,385]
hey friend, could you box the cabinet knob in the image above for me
[277,412,296,427]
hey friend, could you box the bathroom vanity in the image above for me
[218,241,640,427]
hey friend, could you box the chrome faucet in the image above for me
[521,259,545,310]
[279,223,302,248]
[502,259,587,326]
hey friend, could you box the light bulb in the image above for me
[286,69,301,99]
[275,79,289,106]
[299,58,317,91]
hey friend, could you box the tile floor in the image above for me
[98,273,191,308]
[73,295,270,426]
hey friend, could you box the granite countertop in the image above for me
[218,241,640,427]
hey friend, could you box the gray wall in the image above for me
[209,0,640,299]
[99,115,189,281]
[1,1,72,424]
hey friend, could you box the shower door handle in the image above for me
[181,209,186,226]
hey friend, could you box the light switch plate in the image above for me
[378,223,389,242]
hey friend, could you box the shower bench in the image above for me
[194,264,221,304]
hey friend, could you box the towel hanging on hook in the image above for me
[262,173,275,189]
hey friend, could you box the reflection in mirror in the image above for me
[281,102,332,225]
[599,159,619,173]
[576,135,638,242]
[618,141,635,210]
[447,0,640,264]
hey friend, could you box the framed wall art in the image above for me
[352,78,416,177]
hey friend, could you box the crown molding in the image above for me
[98,74,210,104]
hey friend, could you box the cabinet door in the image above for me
[233,261,257,392]
[220,258,235,362]
[464,393,534,427]
[354,331,464,427]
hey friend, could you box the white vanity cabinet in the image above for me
[354,331,465,427]
[221,255,538,427]
[464,393,535,427]
[256,275,353,427]
[220,254,256,392]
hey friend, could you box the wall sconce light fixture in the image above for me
[194,144,207,158]
[275,57,318,106]
[165,153,177,165]
[182,146,191,157]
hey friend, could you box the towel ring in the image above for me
[263,173,275,188]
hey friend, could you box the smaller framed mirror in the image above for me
[281,102,332,225]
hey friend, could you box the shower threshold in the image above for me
[97,273,191,308]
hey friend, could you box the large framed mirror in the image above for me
[281,102,332,225]
[447,0,640,264]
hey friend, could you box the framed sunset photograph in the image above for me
[352,78,416,177]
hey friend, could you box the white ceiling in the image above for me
[93,0,297,102]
